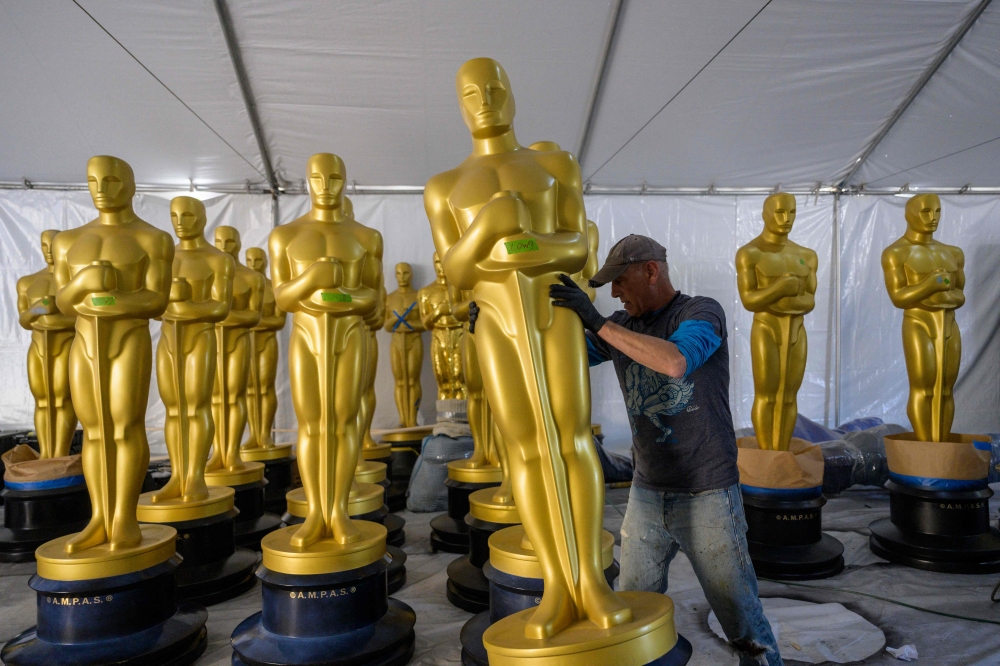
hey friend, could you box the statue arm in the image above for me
[269,231,316,313]
[16,277,35,329]
[417,293,435,330]
[75,233,174,319]
[222,273,265,327]
[881,246,950,308]
[166,255,233,323]
[450,286,471,322]
[259,300,287,331]
[950,247,966,307]
[736,247,790,311]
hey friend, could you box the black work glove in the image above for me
[468,301,480,334]
[550,274,607,333]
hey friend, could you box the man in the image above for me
[548,234,782,666]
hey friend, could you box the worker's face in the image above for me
[610,261,660,317]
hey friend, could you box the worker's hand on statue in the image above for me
[468,301,479,334]
[774,275,800,297]
[550,274,607,333]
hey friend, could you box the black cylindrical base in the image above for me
[386,482,407,513]
[743,492,845,580]
[869,481,1000,574]
[232,479,283,551]
[1,558,208,666]
[262,456,295,515]
[484,559,620,624]
[446,515,519,613]
[430,480,499,554]
[164,510,259,605]
[390,447,418,482]
[0,484,91,563]
[230,558,415,666]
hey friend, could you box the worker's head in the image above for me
[307,152,346,211]
[246,247,267,274]
[170,196,207,241]
[904,193,941,234]
[762,192,796,236]
[214,225,241,259]
[40,230,59,265]
[87,155,135,212]
[591,235,672,317]
[396,262,413,288]
[456,58,515,139]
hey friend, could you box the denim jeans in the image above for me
[619,483,782,666]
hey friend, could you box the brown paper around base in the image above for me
[2,444,83,483]
[737,437,824,489]
[884,432,990,481]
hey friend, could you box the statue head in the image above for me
[245,247,267,274]
[528,140,560,152]
[762,192,796,236]
[904,193,941,235]
[214,226,241,259]
[87,155,136,212]
[433,252,446,281]
[307,153,346,211]
[170,196,207,241]
[456,58,515,139]
[395,262,412,288]
[40,230,58,265]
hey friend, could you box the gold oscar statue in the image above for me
[426,59,677,661]
[736,193,817,451]
[17,230,78,459]
[137,197,236,524]
[45,155,176,570]
[205,227,265,486]
[418,252,466,401]
[266,152,386,560]
[241,246,290,462]
[384,262,425,427]
[882,193,965,443]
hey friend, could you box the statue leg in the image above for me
[184,328,215,501]
[902,315,937,442]
[225,335,250,470]
[406,333,422,426]
[289,327,325,548]
[452,328,466,399]
[390,333,408,426]
[361,332,378,447]
[750,316,780,450]
[781,319,808,450]
[151,335,182,502]
[207,350,224,471]
[27,339,49,458]
[490,418,514,504]
[108,327,152,550]
[463,333,488,466]
[941,315,961,440]
[259,335,279,448]
[52,334,77,458]
[543,311,632,631]
[330,323,365,544]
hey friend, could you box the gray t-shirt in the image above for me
[587,293,738,493]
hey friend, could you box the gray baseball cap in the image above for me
[589,234,667,287]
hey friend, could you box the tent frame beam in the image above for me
[214,0,280,196]
[577,0,627,171]
[840,0,993,188]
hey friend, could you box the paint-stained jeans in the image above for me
[619,483,782,666]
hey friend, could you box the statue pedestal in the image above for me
[869,433,1000,573]
[206,462,282,551]
[1,525,208,666]
[0,481,91,563]
[461,526,685,666]
[241,443,296,515]
[447,488,520,613]
[230,523,415,666]
[383,429,431,498]
[431,462,502,554]
[137,487,257,605]
[284,484,406,595]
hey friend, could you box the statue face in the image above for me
[456,58,515,138]
[905,194,941,234]
[307,153,346,210]
[170,196,207,240]
[762,193,796,235]
[86,155,136,212]
[395,262,412,288]
[433,252,446,280]
[246,248,267,273]
[40,230,58,265]
[214,226,241,258]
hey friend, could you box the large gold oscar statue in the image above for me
[418,252,466,401]
[47,155,175,567]
[882,193,965,443]
[266,152,386,559]
[242,246,289,458]
[206,226,264,485]
[17,230,78,459]
[384,262,424,427]
[139,196,235,521]
[426,59,676,661]
[736,193,817,451]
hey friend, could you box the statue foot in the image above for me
[290,514,325,551]
[330,516,362,545]
[525,585,575,639]
[240,438,258,451]
[65,519,107,553]
[582,579,633,629]
[491,485,515,505]
[181,480,210,503]
[260,437,276,449]
[149,477,181,503]
[109,520,143,551]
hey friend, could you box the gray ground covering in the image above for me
[2,486,999,665]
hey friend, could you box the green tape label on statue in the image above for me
[321,293,352,303]
[90,296,116,307]
[504,239,539,255]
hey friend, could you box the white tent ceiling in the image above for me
[1,0,997,192]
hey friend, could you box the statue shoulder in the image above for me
[532,149,582,188]
[353,223,383,258]
[735,241,761,265]
[881,237,910,266]
[424,169,461,218]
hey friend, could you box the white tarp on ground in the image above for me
[4,190,997,454]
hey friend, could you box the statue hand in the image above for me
[30,297,57,316]
[475,190,530,240]
[72,261,117,298]
[775,275,800,297]
[929,269,953,292]
[169,277,193,303]
[305,257,344,290]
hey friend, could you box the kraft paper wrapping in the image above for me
[737,437,824,489]
[2,444,83,483]
[884,432,990,481]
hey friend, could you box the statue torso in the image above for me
[65,221,152,294]
[751,239,815,316]
[285,219,368,290]
[386,288,419,333]
[420,280,460,329]
[174,246,219,304]
[898,239,962,310]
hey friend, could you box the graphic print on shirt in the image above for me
[624,362,694,443]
